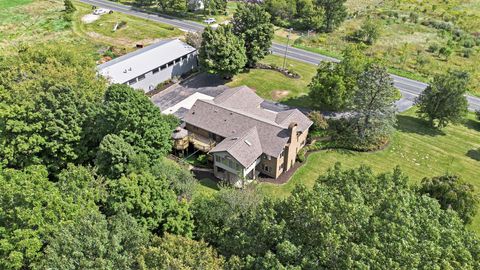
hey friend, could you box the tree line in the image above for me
[0,44,213,269]
[133,0,227,15]
[133,0,348,32]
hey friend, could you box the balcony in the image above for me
[189,133,216,152]
[173,138,189,150]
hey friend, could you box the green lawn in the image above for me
[73,1,182,50]
[257,109,480,232]
[227,54,317,108]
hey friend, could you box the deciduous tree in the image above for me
[308,45,368,111]
[419,174,479,224]
[97,84,175,162]
[95,134,136,179]
[192,165,480,269]
[105,170,194,235]
[317,0,347,32]
[199,25,247,78]
[0,166,86,270]
[415,70,469,128]
[40,209,149,270]
[138,234,225,269]
[232,3,274,67]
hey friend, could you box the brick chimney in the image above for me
[285,122,298,171]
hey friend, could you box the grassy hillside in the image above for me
[280,0,480,95]
[257,109,480,232]
[0,0,182,57]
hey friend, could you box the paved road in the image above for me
[79,0,480,112]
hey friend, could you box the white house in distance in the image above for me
[97,39,198,93]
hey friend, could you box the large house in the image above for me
[98,39,197,92]
[172,86,312,184]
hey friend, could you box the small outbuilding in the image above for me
[98,39,197,92]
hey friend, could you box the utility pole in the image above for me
[282,28,292,70]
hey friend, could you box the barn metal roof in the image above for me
[97,39,196,84]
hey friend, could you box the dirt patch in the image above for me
[272,90,290,100]
[82,14,100,24]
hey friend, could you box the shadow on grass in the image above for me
[464,119,480,132]
[199,178,220,191]
[396,115,446,136]
[466,149,480,161]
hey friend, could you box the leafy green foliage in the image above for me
[105,169,193,236]
[202,0,227,15]
[138,234,225,269]
[64,0,75,13]
[0,44,104,174]
[309,62,349,111]
[97,84,175,162]
[415,70,469,128]
[0,43,198,270]
[264,0,345,32]
[308,46,368,111]
[192,188,264,256]
[309,111,329,129]
[309,47,397,149]
[419,174,479,224]
[232,3,274,67]
[351,18,381,45]
[193,165,480,269]
[0,166,86,270]
[317,0,347,32]
[199,25,247,78]
[95,134,136,179]
[40,209,149,270]
[349,64,398,146]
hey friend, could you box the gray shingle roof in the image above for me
[183,86,312,162]
[210,127,263,168]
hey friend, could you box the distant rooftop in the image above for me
[97,39,196,84]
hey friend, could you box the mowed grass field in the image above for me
[278,0,480,95]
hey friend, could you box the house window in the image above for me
[236,163,241,170]
[263,164,271,172]
[160,64,167,70]
[128,78,137,85]
[152,68,159,74]
[228,160,233,168]
[215,155,220,162]
[137,74,146,81]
